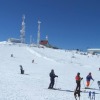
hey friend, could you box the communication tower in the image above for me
[20,15,25,43]
[30,35,32,44]
[37,20,41,46]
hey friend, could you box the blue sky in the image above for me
[0,0,100,50]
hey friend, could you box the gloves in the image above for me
[81,77,83,80]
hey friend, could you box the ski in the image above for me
[85,87,95,89]
[83,87,100,90]
[48,88,61,90]
[47,88,100,94]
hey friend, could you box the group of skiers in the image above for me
[74,72,94,99]
[48,69,96,100]
[88,91,95,100]
[48,70,94,89]
[75,72,94,91]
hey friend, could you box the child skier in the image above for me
[86,72,94,88]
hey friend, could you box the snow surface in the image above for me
[0,42,100,100]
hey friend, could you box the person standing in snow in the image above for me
[11,54,13,57]
[88,91,92,100]
[20,65,24,74]
[75,72,83,91]
[97,81,100,89]
[74,73,83,100]
[92,91,95,100]
[32,59,34,63]
[86,72,94,87]
[48,69,58,89]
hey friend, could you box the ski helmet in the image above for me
[89,72,91,75]
[77,72,80,75]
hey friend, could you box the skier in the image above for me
[92,91,95,100]
[20,65,24,74]
[97,81,100,89]
[11,54,13,57]
[88,91,92,100]
[74,72,83,100]
[48,69,58,89]
[32,59,34,63]
[75,72,83,92]
[86,72,94,88]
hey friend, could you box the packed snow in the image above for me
[0,42,100,100]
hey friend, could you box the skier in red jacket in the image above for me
[74,73,83,100]
[75,72,83,91]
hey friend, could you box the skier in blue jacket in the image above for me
[86,72,94,87]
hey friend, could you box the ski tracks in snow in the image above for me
[26,47,56,62]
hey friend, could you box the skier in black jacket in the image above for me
[48,69,58,89]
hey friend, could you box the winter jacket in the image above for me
[86,75,93,81]
[49,72,58,81]
[75,75,83,83]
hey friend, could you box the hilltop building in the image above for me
[39,40,58,49]
[8,38,21,43]
[87,48,100,54]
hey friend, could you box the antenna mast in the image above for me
[37,20,41,46]
[20,15,25,43]
[30,35,32,44]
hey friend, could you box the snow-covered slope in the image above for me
[0,42,100,100]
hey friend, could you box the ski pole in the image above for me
[55,77,58,88]
[90,80,94,87]
[82,79,85,88]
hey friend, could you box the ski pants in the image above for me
[86,81,90,87]
[49,79,55,88]
[76,82,81,91]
